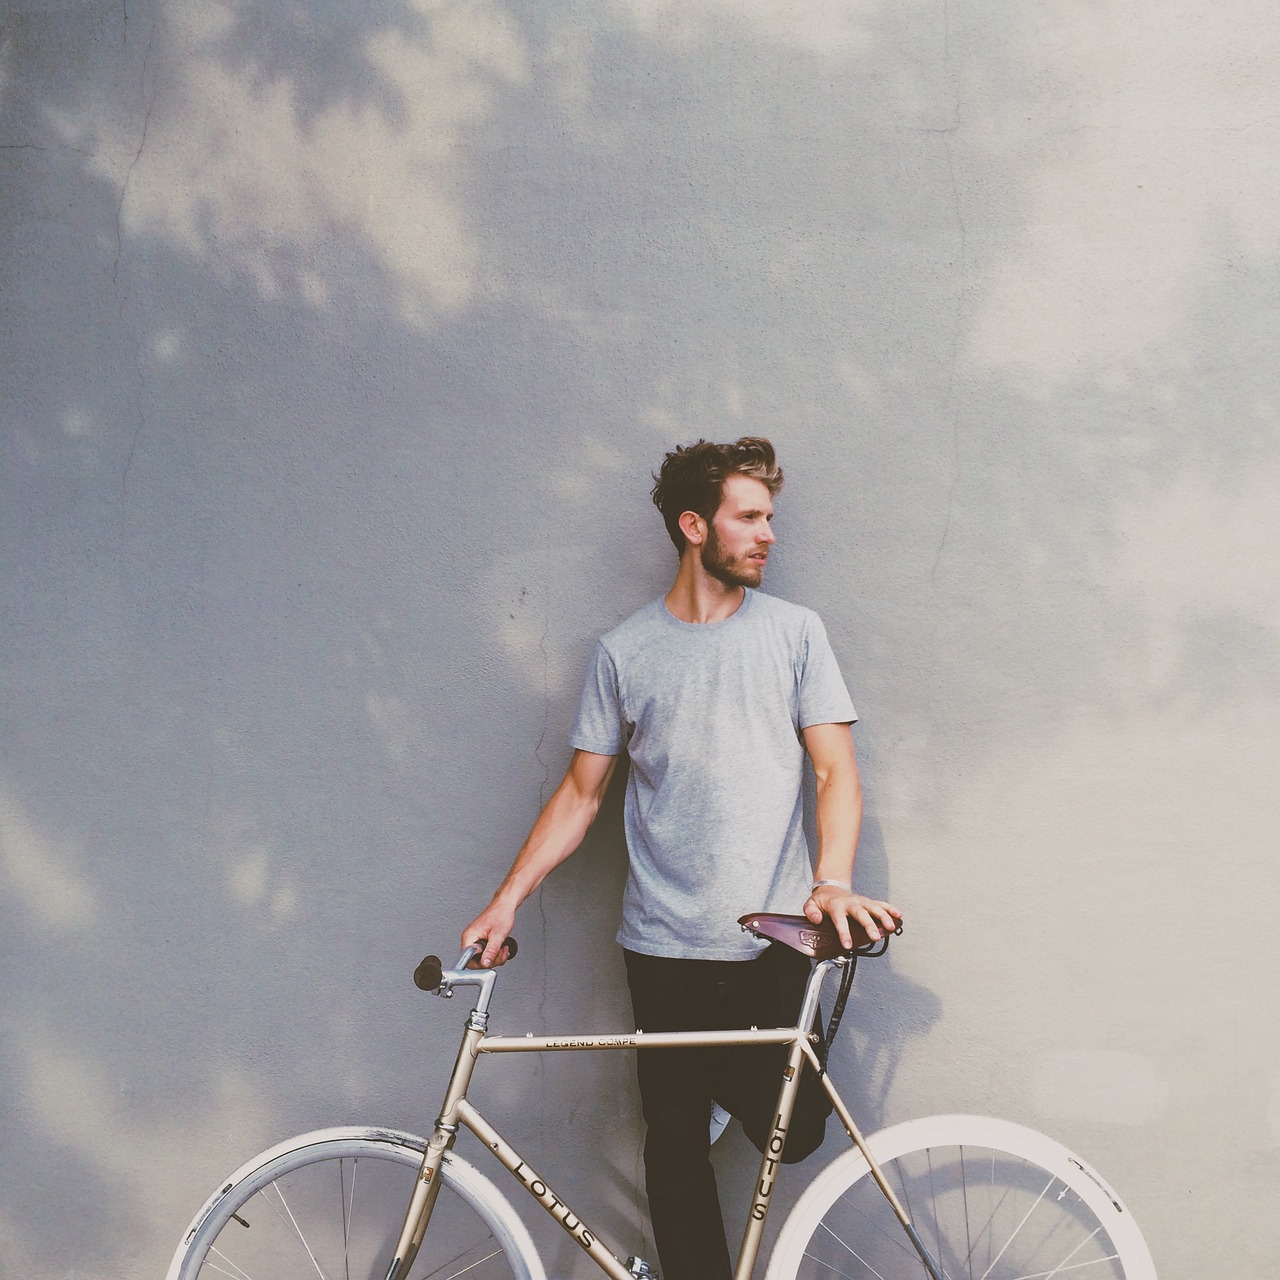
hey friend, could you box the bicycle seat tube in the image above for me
[728,957,840,1280]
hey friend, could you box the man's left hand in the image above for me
[804,884,902,951]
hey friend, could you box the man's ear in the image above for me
[678,509,706,546]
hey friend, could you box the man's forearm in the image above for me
[489,773,609,908]
[811,761,862,885]
[803,722,863,884]
[799,721,900,947]
[462,750,617,966]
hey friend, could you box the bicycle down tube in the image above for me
[386,954,946,1280]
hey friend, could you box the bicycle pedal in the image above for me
[625,1256,659,1278]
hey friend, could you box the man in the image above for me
[462,437,900,1280]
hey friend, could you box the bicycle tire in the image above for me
[765,1114,1157,1280]
[166,1126,546,1280]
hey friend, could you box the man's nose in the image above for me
[758,523,776,544]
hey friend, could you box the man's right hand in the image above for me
[461,902,517,969]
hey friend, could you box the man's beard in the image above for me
[700,523,764,588]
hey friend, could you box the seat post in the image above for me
[797,957,841,1032]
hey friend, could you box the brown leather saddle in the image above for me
[737,911,895,959]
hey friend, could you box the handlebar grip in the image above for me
[414,955,443,991]
[468,936,520,963]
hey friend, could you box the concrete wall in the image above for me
[3,2,1278,1276]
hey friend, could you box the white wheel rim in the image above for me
[766,1115,1156,1280]
[166,1127,545,1280]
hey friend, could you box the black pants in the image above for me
[623,945,832,1280]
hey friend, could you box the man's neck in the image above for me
[664,556,748,624]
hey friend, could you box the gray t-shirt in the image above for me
[570,589,857,960]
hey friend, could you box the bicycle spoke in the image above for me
[815,1219,892,1279]
[888,1147,960,1280]
[896,1163,959,1280]
[945,1149,1016,1280]
[340,1157,357,1280]
[881,1164,936,1277]
[203,1247,257,1280]
[425,1247,505,1280]
[977,1171,1055,1280]
[948,1163,1126,1280]
[800,1247,871,1280]
[896,1145,961,1280]
[972,1149,1016,1277]
[1030,1206,1102,1279]
[1006,1253,1124,1280]
[925,1146,944,1276]
[829,1189,933,1268]
[263,1181,331,1280]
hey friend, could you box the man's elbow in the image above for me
[815,757,859,794]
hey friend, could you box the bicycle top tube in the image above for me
[426,963,825,1043]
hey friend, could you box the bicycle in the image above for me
[166,912,1157,1280]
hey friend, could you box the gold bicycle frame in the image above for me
[385,954,941,1280]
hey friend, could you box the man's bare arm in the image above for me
[800,722,901,948]
[461,749,619,968]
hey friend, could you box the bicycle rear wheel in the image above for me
[766,1114,1156,1280]
[167,1126,545,1280]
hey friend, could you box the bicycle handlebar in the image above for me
[414,937,519,993]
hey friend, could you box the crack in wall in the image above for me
[116,1,158,498]
[113,0,157,291]
[530,588,553,1161]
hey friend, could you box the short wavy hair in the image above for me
[650,437,784,552]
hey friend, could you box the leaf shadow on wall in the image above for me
[5,2,1280,1277]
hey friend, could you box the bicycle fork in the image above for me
[384,1014,487,1280]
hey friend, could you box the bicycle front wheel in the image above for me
[766,1114,1156,1280]
[167,1126,545,1280]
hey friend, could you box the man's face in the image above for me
[699,474,776,589]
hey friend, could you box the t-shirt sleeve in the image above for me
[569,641,628,755]
[797,614,858,728]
